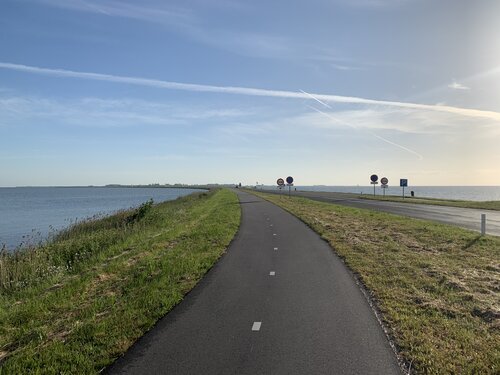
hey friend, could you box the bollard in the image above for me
[481,214,486,236]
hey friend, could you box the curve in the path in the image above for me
[106,190,401,374]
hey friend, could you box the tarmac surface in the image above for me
[265,189,500,236]
[107,190,401,375]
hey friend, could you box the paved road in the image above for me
[107,190,401,375]
[265,190,500,236]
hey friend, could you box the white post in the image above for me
[481,214,486,236]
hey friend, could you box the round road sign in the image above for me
[381,177,388,185]
[277,178,285,186]
[370,174,378,183]
[286,176,294,184]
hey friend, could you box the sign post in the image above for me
[380,177,388,197]
[370,174,378,196]
[277,178,285,199]
[286,176,294,198]
[400,179,408,198]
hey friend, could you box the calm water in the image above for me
[262,185,500,201]
[0,187,204,251]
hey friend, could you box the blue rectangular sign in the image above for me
[400,179,408,187]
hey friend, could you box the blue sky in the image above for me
[1,0,499,186]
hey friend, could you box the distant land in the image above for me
[4,183,235,189]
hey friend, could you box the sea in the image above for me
[0,187,205,251]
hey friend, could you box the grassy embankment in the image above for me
[0,189,240,374]
[357,194,500,211]
[253,191,499,374]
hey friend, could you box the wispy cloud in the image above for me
[332,0,412,7]
[448,81,470,90]
[31,0,294,59]
[35,0,193,27]
[301,90,424,160]
[330,63,363,71]
[31,1,404,63]
[0,95,249,127]
[2,62,500,121]
[306,53,372,71]
[297,105,500,138]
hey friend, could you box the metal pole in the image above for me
[373,184,375,196]
[402,186,405,199]
[481,214,486,236]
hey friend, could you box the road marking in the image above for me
[273,233,277,236]
[269,271,276,276]
[274,247,278,251]
[252,322,262,331]
[270,224,273,227]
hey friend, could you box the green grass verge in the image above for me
[358,194,500,211]
[0,189,240,374]
[253,191,499,374]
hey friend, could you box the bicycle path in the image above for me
[107,190,401,374]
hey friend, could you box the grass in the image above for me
[357,194,500,211]
[252,191,499,374]
[0,189,240,374]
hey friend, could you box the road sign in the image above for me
[277,178,285,186]
[370,174,379,196]
[381,183,388,197]
[286,176,294,184]
[381,177,388,185]
[400,179,408,199]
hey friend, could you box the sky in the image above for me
[1,0,500,187]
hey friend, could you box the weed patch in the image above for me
[0,189,240,374]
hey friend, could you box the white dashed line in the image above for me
[273,234,277,236]
[274,247,278,251]
[252,322,262,331]
[269,271,276,276]
[270,224,273,227]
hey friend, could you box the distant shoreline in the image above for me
[0,185,219,189]
[2,184,500,188]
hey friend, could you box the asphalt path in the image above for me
[265,189,500,236]
[107,190,401,374]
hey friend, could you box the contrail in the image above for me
[301,89,332,108]
[304,91,424,160]
[308,104,424,160]
[1,62,499,121]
